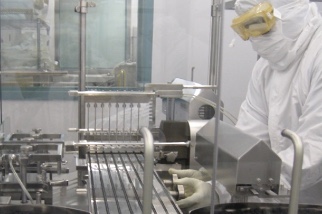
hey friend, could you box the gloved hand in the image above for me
[168,167,211,181]
[174,177,213,210]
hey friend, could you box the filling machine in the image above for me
[0,0,313,213]
[63,79,292,213]
[0,79,313,213]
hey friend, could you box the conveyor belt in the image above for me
[87,152,182,214]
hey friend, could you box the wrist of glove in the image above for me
[174,177,214,210]
[168,168,211,181]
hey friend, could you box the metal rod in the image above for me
[134,153,169,213]
[111,153,134,214]
[130,103,133,133]
[123,103,126,142]
[78,0,87,140]
[9,157,33,204]
[108,103,111,142]
[281,129,304,214]
[139,127,154,214]
[152,169,182,213]
[70,90,155,97]
[210,0,225,213]
[149,97,156,127]
[119,153,143,211]
[116,103,119,143]
[0,12,2,125]
[183,85,217,89]
[87,103,90,132]
[137,104,141,142]
[76,141,190,147]
[37,18,41,71]
[94,103,97,131]
[95,153,110,213]
[101,103,104,141]
[209,0,224,86]
[191,67,195,81]
[103,153,121,213]
[125,153,157,214]
[87,153,98,214]
[125,0,132,60]
[20,162,28,203]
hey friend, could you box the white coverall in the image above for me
[170,0,322,210]
[235,0,322,191]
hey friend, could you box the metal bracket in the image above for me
[75,0,96,14]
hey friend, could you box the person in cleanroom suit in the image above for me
[169,0,322,210]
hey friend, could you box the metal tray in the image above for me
[190,203,322,214]
[0,205,90,214]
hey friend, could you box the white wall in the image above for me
[222,10,257,123]
[152,0,212,85]
[152,0,257,122]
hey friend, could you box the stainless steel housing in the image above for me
[195,118,282,198]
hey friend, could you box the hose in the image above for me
[9,155,34,204]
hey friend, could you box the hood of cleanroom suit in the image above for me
[235,0,312,71]
[235,0,322,191]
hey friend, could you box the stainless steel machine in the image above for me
[0,128,68,205]
[0,81,305,214]
[0,0,308,213]
[195,119,282,202]
[67,85,187,214]
[62,81,291,214]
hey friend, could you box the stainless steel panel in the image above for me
[0,204,90,214]
[195,119,281,195]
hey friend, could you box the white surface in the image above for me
[152,0,257,122]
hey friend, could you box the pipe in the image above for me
[20,161,28,203]
[139,127,154,214]
[281,129,304,214]
[78,0,87,141]
[209,0,224,86]
[209,0,225,213]
[76,141,189,147]
[9,155,34,204]
[37,18,41,71]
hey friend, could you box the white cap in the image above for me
[234,0,312,40]
[234,0,267,16]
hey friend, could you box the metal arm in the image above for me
[140,127,154,214]
[281,129,304,214]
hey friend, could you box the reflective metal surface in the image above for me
[189,203,322,214]
[87,152,182,214]
[0,204,90,214]
[195,119,282,199]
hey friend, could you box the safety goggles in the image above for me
[231,2,276,40]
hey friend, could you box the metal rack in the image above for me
[68,88,186,214]
[87,152,181,214]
